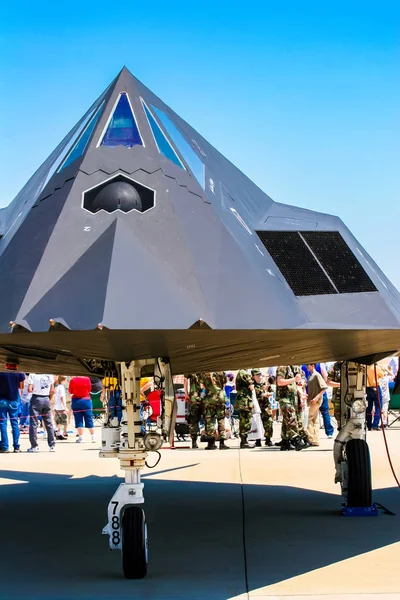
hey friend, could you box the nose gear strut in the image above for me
[100,358,176,579]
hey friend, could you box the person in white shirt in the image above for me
[27,374,55,452]
[54,376,68,440]
[380,370,393,426]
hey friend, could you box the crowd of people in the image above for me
[0,357,398,454]
[184,358,399,451]
[0,372,103,453]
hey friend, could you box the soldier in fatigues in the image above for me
[327,362,342,428]
[276,365,305,451]
[202,372,230,450]
[235,370,254,448]
[187,373,203,449]
[251,369,274,447]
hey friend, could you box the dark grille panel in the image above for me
[256,230,378,297]
[256,231,336,296]
[302,231,377,293]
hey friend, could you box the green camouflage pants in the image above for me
[238,409,252,436]
[259,401,273,439]
[188,403,203,438]
[295,407,306,438]
[204,403,226,439]
[279,402,299,440]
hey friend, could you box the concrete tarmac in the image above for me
[0,425,400,600]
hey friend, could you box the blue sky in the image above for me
[1,1,399,289]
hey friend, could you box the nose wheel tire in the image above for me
[122,506,148,579]
[346,438,372,507]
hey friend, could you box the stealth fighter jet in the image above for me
[0,67,399,374]
[0,68,399,579]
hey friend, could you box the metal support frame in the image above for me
[331,359,380,518]
[334,361,367,487]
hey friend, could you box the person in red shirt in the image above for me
[69,376,96,443]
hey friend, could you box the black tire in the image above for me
[122,506,148,579]
[346,439,372,507]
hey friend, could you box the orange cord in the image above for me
[373,363,400,487]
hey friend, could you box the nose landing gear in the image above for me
[100,358,176,578]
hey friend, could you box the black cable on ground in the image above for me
[375,502,396,516]
[238,447,250,595]
[373,364,400,488]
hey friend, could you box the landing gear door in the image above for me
[156,359,177,444]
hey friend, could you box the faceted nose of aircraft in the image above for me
[92,181,142,213]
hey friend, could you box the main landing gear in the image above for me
[333,361,374,515]
[100,358,176,578]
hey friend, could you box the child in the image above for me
[54,376,68,440]
[268,375,279,421]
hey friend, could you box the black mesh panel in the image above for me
[256,231,336,296]
[302,231,377,293]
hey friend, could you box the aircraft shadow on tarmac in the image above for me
[0,468,399,600]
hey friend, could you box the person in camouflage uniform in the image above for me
[187,373,204,449]
[251,369,274,447]
[276,365,306,451]
[235,369,254,448]
[327,362,341,428]
[275,369,307,445]
[202,372,230,450]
